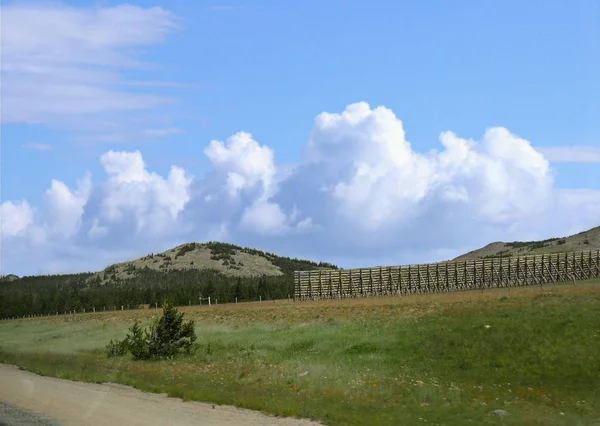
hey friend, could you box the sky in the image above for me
[1,0,599,276]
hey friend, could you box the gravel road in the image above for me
[0,364,322,426]
[0,402,59,426]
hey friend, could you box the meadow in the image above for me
[1,280,599,425]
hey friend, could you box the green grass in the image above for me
[1,281,600,425]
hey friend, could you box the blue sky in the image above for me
[1,0,599,276]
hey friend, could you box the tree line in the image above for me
[0,266,319,319]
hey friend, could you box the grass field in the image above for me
[1,280,600,425]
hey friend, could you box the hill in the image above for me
[94,241,337,284]
[0,274,19,282]
[453,225,600,261]
[0,242,338,318]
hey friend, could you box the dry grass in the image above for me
[15,278,598,327]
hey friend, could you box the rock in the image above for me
[298,371,308,377]
[491,409,509,416]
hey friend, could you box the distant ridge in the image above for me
[0,274,19,282]
[453,225,600,261]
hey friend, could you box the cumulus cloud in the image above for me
[204,131,277,198]
[97,150,192,235]
[2,102,599,275]
[240,200,289,235]
[44,173,92,238]
[1,149,193,275]
[202,131,315,234]
[1,200,35,238]
[1,2,179,137]
[285,103,554,237]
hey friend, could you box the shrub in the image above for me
[106,338,129,357]
[175,243,197,259]
[105,302,197,360]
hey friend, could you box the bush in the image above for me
[175,243,198,258]
[106,302,197,360]
[106,338,129,357]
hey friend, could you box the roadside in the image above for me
[0,364,322,426]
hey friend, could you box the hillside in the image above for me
[454,225,600,261]
[94,241,337,284]
[1,242,338,318]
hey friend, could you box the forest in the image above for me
[0,244,338,319]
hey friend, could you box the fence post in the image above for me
[235,297,238,304]
[259,296,262,303]
[208,297,211,306]
[541,255,545,293]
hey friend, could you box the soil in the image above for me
[0,364,322,426]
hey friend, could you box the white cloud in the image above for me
[240,200,289,235]
[1,150,193,274]
[1,3,178,135]
[2,102,599,275]
[98,150,192,234]
[1,200,34,237]
[300,102,553,230]
[204,131,277,198]
[44,172,92,238]
[537,145,600,163]
[24,143,52,151]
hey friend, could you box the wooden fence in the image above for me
[294,250,600,300]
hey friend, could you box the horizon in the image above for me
[2,0,599,276]
[3,228,600,279]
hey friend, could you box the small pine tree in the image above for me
[105,302,197,360]
[128,320,151,360]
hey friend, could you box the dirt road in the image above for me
[0,364,322,426]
